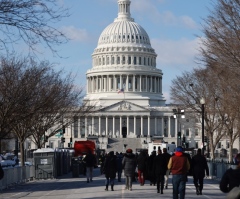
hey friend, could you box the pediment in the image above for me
[102,101,149,112]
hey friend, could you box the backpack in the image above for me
[0,164,4,180]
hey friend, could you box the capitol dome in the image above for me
[97,19,151,48]
[85,0,165,107]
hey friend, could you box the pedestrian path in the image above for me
[0,168,226,199]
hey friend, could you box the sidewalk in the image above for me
[0,168,227,199]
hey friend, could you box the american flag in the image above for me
[118,88,124,94]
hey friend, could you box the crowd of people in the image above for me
[86,147,240,199]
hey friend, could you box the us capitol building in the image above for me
[31,0,238,156]
[62,0,199,152]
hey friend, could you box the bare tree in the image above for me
[198,0,240,159]
[0,0,69,55]
[170,68,225,159]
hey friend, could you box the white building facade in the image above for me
[78,0,191,144]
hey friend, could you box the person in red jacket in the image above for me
[168,146,190,199]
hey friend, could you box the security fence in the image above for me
[0,165,35,190]
[207,159,237,180]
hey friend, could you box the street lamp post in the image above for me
[200,97,205,156]
[173,108,185,146]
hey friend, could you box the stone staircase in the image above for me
[107,138,143,153]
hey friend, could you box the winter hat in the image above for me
[176,146,183,152]
[126,148,132,153]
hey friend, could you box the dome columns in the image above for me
[86,73,163,95]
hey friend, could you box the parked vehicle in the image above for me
[148,142,176,155]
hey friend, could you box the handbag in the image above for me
[226,186,240,199]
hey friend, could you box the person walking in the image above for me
[116,152,123,182]
[122,149,136,191]
[162,148,171,189]
[191,148,209,195]
[168,146,190,199]
[147,150,157,186]
[220,153,240,195]
[83,150,96,183]
[153,149,168,194]
[137,150,148,186]
[103,151,117,191]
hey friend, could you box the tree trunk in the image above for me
[20,141,26,180]
[229,139,233,163]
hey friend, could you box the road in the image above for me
[0,168,226,199]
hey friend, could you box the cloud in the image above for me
[61,26,90,42]
[152,37,201,68]
[131,0,198,29]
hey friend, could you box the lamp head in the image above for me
[200,97,205,105]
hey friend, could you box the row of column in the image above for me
[76,116,177,138]
[93,54,155,67]
[87,74,162,93]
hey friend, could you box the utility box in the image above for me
[33,148,56,179]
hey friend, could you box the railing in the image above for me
[0,160,236,190]
[0,166,35,190]
[207,160,237,180]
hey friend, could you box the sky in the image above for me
[37,0,213,103]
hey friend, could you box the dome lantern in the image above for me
[115,0,134,22]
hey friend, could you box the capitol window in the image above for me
[122,56,125,64]
[128,56,131,64]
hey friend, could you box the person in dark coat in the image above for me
[153,149,168,194]
[137,150,148,186]
[220,153,240,194]
[103,151,117,191]
[116,152,123,182]
[83,150,96,183]
[191,148,209,195]
[147,150,157,186]
[162,148,171,189]
[122,149,136,191]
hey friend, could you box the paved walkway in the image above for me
[0,168,226,199]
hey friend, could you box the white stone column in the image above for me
[148,116,150,136]
[168,116,171,137]
[78,117,81,138]
[140,75,142,92]
[104,76,107,91]
[133,75,135,92]
[150,76,153,92]
[134,116,136,136]
[113,116,115,137]
[120,116,122,138]
[126,75,129,91]
[114,75,117,91]
[96,76,99,92]
[92,117,94,135]
[154,77,157,93]
[99,116,101,136]
[106,116,108,137]
[141,116,143,137]
[85,117,88,137]
[146,76,148,91]
[161,117,164,136]
[155,117,157,135]
[127,116,129,136]
[175,117,178,137]
[100,76,103,92]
